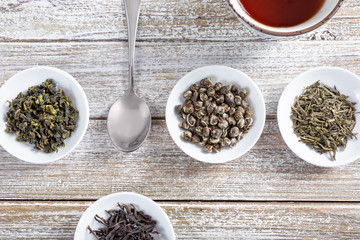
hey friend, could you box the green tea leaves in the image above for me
[5,79,78,153]
[291,81,357,160]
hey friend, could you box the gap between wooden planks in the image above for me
[0,201,359,239]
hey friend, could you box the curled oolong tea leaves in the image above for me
[5,79,78,153]
[88,203,158,240]
[291,81,357,160]
[175,77,254,153]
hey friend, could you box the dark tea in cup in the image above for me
[238,0,325,27]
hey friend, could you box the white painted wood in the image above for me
[0,0,359,41]
[1,119,359,201]
[0,201,359,239]
[0,41,359,118]
[1,0,360,238]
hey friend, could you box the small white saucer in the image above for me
[278,67,360,167]
[0,66,89,164]
[74,192,176,240]
[166,65,266,163]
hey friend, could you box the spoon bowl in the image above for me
[107,91,151,151]
[107,0,151,152]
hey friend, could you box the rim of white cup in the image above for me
[226,0,344,36]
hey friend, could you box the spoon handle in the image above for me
[124,0,141,92]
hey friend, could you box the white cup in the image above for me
[227,0,343,36]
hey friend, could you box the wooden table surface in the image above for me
[1,0,360,239]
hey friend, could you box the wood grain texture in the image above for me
[0,0,359,41]
[1,119,359,201]
[0,201,359,239]
[1,0,360,238]
[0,41,359,118]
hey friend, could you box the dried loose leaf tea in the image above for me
[175,78,254,153]
[291,81,357,160]
[5,79,78,153]
[88,203,158,240]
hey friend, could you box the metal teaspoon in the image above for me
[107,0,151,152]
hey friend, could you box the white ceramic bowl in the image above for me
[166,65,266,163]
[0,66,89,164]
[74,192,176,240]
[227,0,343,36]
[278,67,360,167]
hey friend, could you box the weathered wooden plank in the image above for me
[0,201,359,239]
[1,119,359,201]
[0,41,359,118]
[0,0,359,41]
